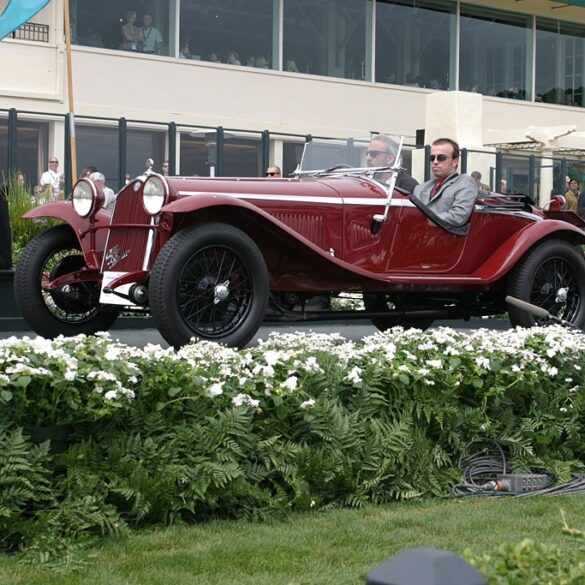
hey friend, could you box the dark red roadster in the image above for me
[14,137,585,348]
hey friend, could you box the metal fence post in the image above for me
[559,157,568,194]
[424,145,431,182]
[216,126,224,177]
[495,151,503,193]
[7,108,17,178]
[168,121,177,176]
[528,155,536,202]
[118,117,127,190]
[261,129,270,175]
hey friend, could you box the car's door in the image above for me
[385,200,469,273]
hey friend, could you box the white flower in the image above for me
[206,382,224,397]
[475,357,490,370]
[427,359,442,368]
[104,390,118,400]
[264,350,280,366]
[281,376,298,392]
[300,399,316,410]
[232,393,260,408]
[346,366,363,384]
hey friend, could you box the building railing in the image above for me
[11,22,49,43]
[1,106,582,205]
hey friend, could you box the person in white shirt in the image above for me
[39,156,62,199]
[140,14,163,55]
[89,171,116,212]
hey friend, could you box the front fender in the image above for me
[22,201,111,268]
[473,219,585,282]
[162,194,391,288]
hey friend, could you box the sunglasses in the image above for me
[429,154,451,162]
[366,149,390,157]
[49,160,58,164]
[266,172,280,176]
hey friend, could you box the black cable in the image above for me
[451,439,585,497]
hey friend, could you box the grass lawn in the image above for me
[2,495,584,585]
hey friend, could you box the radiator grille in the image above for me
[102,190,152,272]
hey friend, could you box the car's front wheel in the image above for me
[363,293,434,332]
[14,224,120,338]
[149,223,269,348]
[507,239,585,329]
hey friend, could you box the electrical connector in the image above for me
[496,473,550,493]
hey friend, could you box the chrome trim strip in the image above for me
[176,190,418,207]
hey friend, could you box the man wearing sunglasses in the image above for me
[366,134,418,194]
[412,138,478,228]
[265,165,281,178]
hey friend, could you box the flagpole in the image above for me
[63,0,77,183]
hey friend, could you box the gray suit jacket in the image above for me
[413,173,478,227]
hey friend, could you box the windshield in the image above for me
[297,135,404,175]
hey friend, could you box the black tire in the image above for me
[507,239,585,328]
[14,224,120,338]
[149,223,269,348]
[363,293,434,331]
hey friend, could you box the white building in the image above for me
[2,0,585,197]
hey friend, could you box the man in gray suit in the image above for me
[413,138,478,228]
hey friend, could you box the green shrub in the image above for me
[3,173,58,265]
[1,326,585,563]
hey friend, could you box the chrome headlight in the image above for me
[72,179,104,218]
[143,175,168,215]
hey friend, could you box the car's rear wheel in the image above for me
[149,223,269,348]
[14,224,120,338]
[507,239,585,329]
[363,293,434,331]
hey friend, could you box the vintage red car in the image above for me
[14,137,585,348]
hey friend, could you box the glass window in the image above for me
[375,0,455,90]
[180,0,274,67]
[536,18,585,107]
[0,119,48,189]
[179,132,262,177]
[71,0,172,56]
[180,132,211,176]
[460,6,532,100]
[223,136,262,177]
[76,125,118,183]
[284,0,369,79]
[127,129,166,177]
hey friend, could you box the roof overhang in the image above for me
[548,0,585,8]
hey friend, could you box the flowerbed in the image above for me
[1,325,585,563]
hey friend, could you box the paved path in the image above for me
[0,319,510,349]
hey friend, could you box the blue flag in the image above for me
[0,0,51,42]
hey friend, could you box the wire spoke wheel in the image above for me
[43,252,101,323]
[507,239,585,329]
[529,257,579,322]
[14,224,119,338]
[149,223,269,348]
[178,246,252,337]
